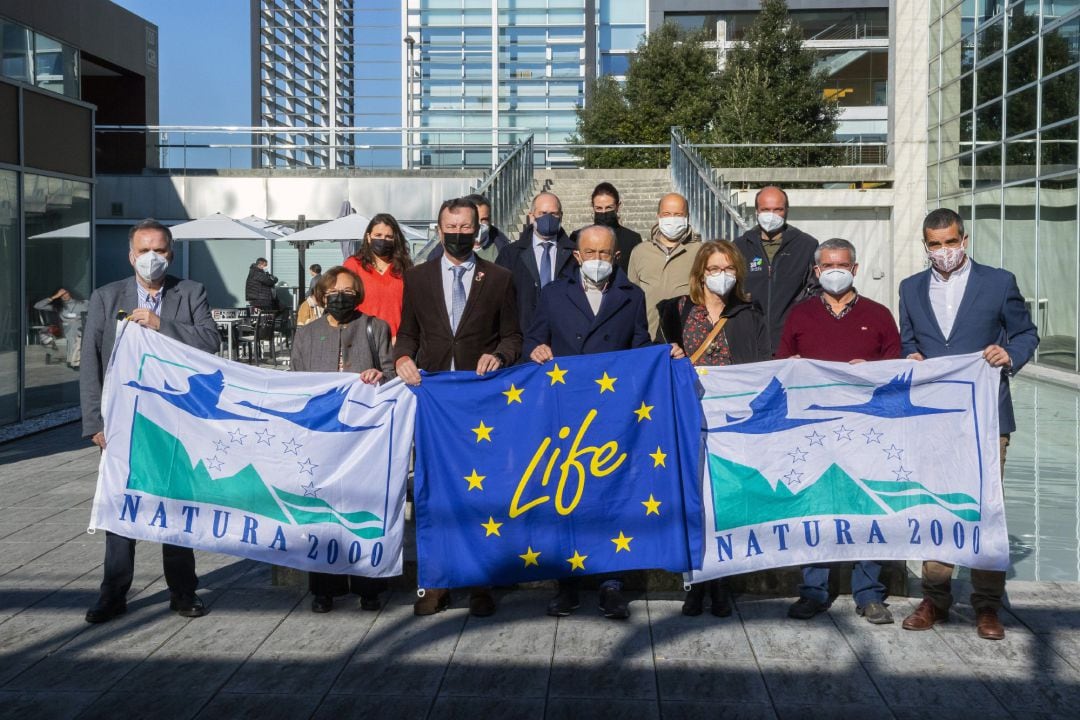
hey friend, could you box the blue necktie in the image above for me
[540,241,553,287]
[451,265,467,333]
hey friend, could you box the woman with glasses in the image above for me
[343,213,413,342]
[290,266,395,613]
[656,239,771,617]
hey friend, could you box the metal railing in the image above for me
[471,134,535,236]
[670,128,753,241]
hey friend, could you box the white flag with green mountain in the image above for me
[90,322,414,577]
[690,353,1006,582]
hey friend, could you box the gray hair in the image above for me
[128,218,173,248]
[576,224,617,250]
[814,237,857,265]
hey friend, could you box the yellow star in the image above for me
[611,531,633,553]
[546,363,567,385]
[464,469,485,491]
[634,401,654,422]
[595,372,617,393]
[642,494,661,515]
[481,516,503,537]
[471,420,493,442]
[650,446,667,467]
[566,550,588,571]
[519,546,541,567]
[502,384,524,404]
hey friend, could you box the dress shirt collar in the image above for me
[930,255,972,283]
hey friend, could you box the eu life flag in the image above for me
[411,345,704,589]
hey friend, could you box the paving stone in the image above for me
[547,657,656,700]
[438,652,550,698]
[759,659,885,707]
[552,608,653,659]
[331,653,449,696]
[312,694,432,720]
[453,592,556,656]
[862,661,1008,711]
[3,650,145,692]
[117,653,246,695]
[659,701,777,720]
[974,664,1080,715]
[222,651,348,695]
[655,658,770,704]
[546,698,660,720]
[646,598,755,660]
[354,601,468,657]
[830,597,966,665]
[194,692,322,720]
[428,696,545,720]
[0,690,98,720]
[257,602,378,655]
[74,692,212,720]
[775,704,896,720]
[738,598,858,662]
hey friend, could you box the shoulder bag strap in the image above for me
[689,316,728,365]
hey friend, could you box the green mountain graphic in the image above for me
[128,412,383,538]
[708,454,980,529]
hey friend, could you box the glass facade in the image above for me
[0,18,79,99]
[929,1,1080,372]
[405,0,646,167]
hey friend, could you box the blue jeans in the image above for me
[799,561,885,607]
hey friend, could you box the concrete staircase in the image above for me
[512,168,674,238]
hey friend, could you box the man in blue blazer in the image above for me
[524,225,670,620]
[898,208,1039,641]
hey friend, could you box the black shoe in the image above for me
[546,589,580,617]
[359,595,381,612]
[599,586,630,620]
[682,584,706,616]
[169,594,207,618]
[709,579,733,618]
[85,598,127,624]
[311,595,333,613]
[787,597,828,620]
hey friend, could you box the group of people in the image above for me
[79,182,1038,643]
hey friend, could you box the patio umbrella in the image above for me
[169,212,277,241]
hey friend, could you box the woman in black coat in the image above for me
[655,239,771,617]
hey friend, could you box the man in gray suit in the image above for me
[81,219,221,624]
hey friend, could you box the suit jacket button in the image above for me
[604,334,610,341]
[576,334,582,340]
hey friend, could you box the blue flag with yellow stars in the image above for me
[411,344,704,589]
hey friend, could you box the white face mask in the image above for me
[581,259,613,284]
[819,268,854,296]
[928,245,966,273]
[705,272,736,297]
[134,251,169,282]
[757,211,785,234]
[657,216,688,240]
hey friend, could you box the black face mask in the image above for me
[594,210,618,227]
[370,238,395,258]
[324,293,358,323]
[442,232,475,261]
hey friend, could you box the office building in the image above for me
[402,0,647,167]
[929,1,1080,371]
[0,0,158,427]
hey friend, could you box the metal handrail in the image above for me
[670,128,753,242]
[470,134,534,233]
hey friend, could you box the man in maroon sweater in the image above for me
[775,238,901,624]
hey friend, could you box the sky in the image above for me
[112,0,251,125]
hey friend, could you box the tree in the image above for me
[571,23,720,168]
[713,0,840,167]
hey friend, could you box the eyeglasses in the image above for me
[704,267,736,277]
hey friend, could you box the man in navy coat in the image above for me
[898,208,1039,641]
[524,224,667,620]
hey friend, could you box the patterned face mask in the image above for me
[927,245,966,273]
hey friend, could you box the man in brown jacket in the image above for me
[394,196,522,618]
[626,192,702,337]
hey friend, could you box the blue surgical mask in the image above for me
[535,213,561,238]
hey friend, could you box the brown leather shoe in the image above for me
[414,588,450,616]
[469,589,496,618]
[902,598,949,630]
[976,608,1005,640]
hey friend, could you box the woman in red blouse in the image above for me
[342,213,413,342]
[656,239,771,619]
